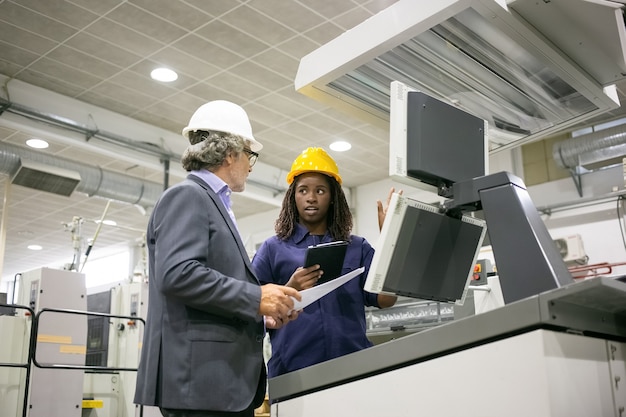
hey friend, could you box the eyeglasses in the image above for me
[243,148,259,167]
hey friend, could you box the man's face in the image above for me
[228,147,254,192]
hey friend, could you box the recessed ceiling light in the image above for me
[27,244,43,251]
[26,138,49,149]
[150,67,178,82]
[329,141,352,152]
[96,219,117,226]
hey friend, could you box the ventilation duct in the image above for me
[11,159,81,197]
[0,142,163,207]
[295,0,625,152]
[553,124,626,170]
[0,97,177,161]
[0,94,287,198]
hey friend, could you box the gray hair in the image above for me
[181,130,246,171]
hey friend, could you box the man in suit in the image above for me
[134,100,301,417]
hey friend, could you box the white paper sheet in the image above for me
[291,266,365,312]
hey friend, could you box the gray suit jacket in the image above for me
[134,174,266,412]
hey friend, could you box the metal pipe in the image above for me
[0,97,287,196]
[553,124,626,169]
[0,97,178,160]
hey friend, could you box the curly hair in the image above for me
[181,130,245,171]
[275,174,353,241]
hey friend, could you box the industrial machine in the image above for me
[268,65,626,414]
[0,268,88,417]
[0,266,160,417]
[0,294,30,417]
[81,280,158,417]
[270,277,626,417]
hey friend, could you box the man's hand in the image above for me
[377,187,403,231]
[286,264,322,290]
[259,284,301,329]
[265,310,300,329]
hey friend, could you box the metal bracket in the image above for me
[607,341,626,417]
[568,167,584,197]
[0,101,10,116]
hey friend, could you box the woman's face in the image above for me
[294,172,332,234]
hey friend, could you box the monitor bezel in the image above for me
[364,193,488,305]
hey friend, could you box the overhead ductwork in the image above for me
[0,92,287,201]
[0,97,178,162]
[0,142,163,208]
[553,124,626,170]
[295,0,625,152]
[11,159,82,197]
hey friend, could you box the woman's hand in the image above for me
[286,264,323,290]
[377,187,403,231]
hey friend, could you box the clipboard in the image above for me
[304,240,349,284]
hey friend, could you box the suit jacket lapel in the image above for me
[186,175,259,283]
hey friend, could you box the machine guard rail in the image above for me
[31,307,145,372]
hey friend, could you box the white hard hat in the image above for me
[182,100,263,152]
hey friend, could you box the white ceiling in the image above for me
[0,0,625,284]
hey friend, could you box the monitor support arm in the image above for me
[443,171,573,304]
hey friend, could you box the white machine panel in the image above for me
[273,330,621,417]
[0,314,29,417]
[19,267,87,417]
[82,281,160,417]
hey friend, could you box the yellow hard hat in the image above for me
[286,147,342,185]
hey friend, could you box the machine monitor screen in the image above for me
[389,80,488,192]
[365,193,487,304]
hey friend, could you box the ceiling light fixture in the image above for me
[330,141,352,152]
[27,244,43,251]
[295,0,625,153]
[95,219,118,226]
[26,138,49,149]
[150,67,178,82]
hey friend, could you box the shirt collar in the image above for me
[293,223,330,245]
[191,169,230,196]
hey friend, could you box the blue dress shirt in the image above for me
[191,169,238,230]
[251,223,380,377]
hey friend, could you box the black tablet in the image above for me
[304,240,349,284]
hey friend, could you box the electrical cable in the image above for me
[68,253,77,272]
[80,200,112,273]
[11,272,20,304]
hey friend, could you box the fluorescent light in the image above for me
[295,0,624,153]
[150,68,178,82]
[26,138,49,149]
[330,141,352,152]
[27,244,43,251]
[95,219,117,226]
